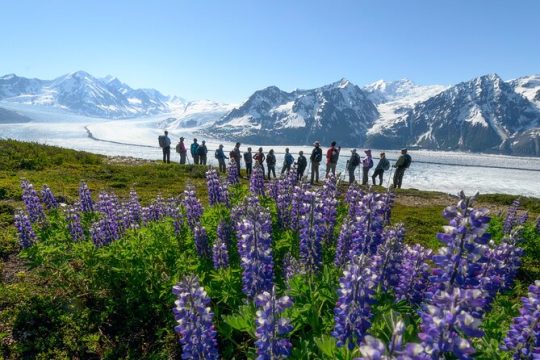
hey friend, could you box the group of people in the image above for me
[158,131,412,189]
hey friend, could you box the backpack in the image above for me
[158,135,166,148]
[330,148,339,163]
[367,158,373,169]
[285,153,294,165]
[215,149,220,159]
[350,154,360,167]
[313,149,322,163]
[175,143,181,153]
[197,146,206,156]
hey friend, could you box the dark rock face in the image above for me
[0,107,32,123]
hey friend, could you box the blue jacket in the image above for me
[215,148,228,160]
[284,153,294,165]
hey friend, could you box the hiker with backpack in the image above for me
[310,141,323,185]
[232,142,241,175]
[281,148,294,175]
[191,139,200,165]
[297,151,307,180]
[325,141,341,178]
[253,147,266,175]
[266,149,277,179]
[393,148,412,189]
[362,149,373,185]
[244,147,253,178]
[346,149,361,184]
[158,130,171,164]
[215,144,228,173]
[175,137,187,164]
[372,152,390,186]
[198,140,208,165]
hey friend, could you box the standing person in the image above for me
[253,147,266,175]
[281,148,294,175]
[372,152,390,186]
[325,141,341,178]
[393,148,412,189]
[310,141,323,185]
[346,149,361,184]
[191,139,200,165]
[198,140,208,165]
[361,149,373,185]
[266,149,277,179]
[297,151,307,180]
[244,147,253,178]
[215,144,228,173]
[233,142,241,175]
[176,137,187,164]
[158,130,171,163]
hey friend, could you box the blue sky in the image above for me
[1,0,538,102]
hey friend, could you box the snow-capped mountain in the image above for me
[363,79,448,136]
[0,71,176,118]
[206,78,379,146]
[365,74,540,155]
[160,100,236,129]
[509,74,540,109]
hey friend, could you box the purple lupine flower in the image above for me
[503,198,520,235]
[182,186,203,230]
[212,225,229,270]
[382,190,396,225]
[234,196,274,299]
[536,215,540,233]
[333,254,380,349]
[227,160,240,185]
[79,182,94,212]
[319,175,338,244]
[193,224,210,259]
[282,253,304,282]
[348,192,388,257]
[41,185,58,209]
[127,189,142,225]
[298,189,325,273]
[274,170,298,229]
[254,287,294,360]
[357,319,405,359]
[429,192,491,293]
[20,180,45,223]
[141,194,168,224]
[395,244,432,305]
[172,275,219,360]
[206,169,223,205]
[250,165,266,196]
[334,219,355,268]
[501,280,540,359]
[418,287,485,359]
[14,210,36,248]
[376,225,405,292]
[165,198,184,236]
[216,220,231,247]
[96,192,120,218]
[345,183,364,217]
[65,205,84,242]
[290,182,311,231]
[90,216,121,247]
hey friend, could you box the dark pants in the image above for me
[362,167,369,185]
[267,165,276,179]
[348,168,356,184]
[326,162,336,177]
[193,154,200,165]
[372,169,384,185]
[200,155,207,165]
[179,152,186,164]
[162,146,170,163]
[298,167,306,180]
[236,161,241,176]
[393,167,406,189]
[281,163,291,174]
[218,158,226,173]
[310,162,319,184]
[246,162,252,177]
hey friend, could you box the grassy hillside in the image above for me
[0,139,538,359]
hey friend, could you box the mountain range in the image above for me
[1,71,539,156]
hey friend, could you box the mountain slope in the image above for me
[0,71,173,118]
[207,79,379,146]
[365,74,540,155]
[0,107,32,124]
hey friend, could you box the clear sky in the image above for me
[1,0,538,103]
